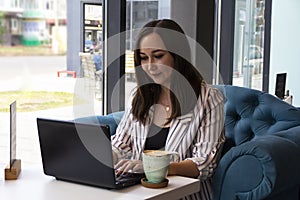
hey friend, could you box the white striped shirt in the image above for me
[112,83,225,200]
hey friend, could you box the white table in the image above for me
[1,165,200,200]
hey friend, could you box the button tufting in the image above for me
[253,100,259,107]
[235,114,241,120]
[269,118,276,125]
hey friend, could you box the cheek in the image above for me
[161,59,174,72]
[164,60,174,77]
[141,65,150,75]
[161,56,174,68]
[164,67,174,77]
[140,59,149,68]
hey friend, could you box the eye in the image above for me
[154,54,164,59]
[140,55,148,61]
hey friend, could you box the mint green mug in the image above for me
[142,150,179,184]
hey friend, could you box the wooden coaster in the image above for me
[141,177,169,188]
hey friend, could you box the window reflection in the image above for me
[125,0,159,106]
[232,0,265,90]
[124,0,198,106]
[84,4,102,53]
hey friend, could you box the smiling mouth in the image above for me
[150,72,161,76]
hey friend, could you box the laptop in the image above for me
[36,118,144,189]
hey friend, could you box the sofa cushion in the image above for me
[215,85,300,152]
[75,111,124,135]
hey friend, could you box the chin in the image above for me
[152,78,163,84]
[154,80,170,87]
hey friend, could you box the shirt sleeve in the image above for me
[111,89,136,162]
[187,86,225,180]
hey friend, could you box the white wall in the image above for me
[270,0,300,106]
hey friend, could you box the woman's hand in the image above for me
[115,159,144,175]
[168,160,199,178]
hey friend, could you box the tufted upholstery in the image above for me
[212,85,300,200]
[216,85,300,154]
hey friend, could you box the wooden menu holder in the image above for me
[5,159,21,180]
[5,101,21,180]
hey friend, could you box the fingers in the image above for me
[112,151,118,164]
[115,159,128,170]
[132,164,144,173]
[115,159,128,176]
[115,159,144,175]
[123,163,135,173]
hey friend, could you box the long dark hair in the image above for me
[131,19,204,125]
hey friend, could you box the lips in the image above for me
[149,72,161,77]
[149,72,161,76]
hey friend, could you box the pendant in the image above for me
[165,106,170,112]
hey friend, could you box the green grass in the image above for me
[0,91,74,112]
[0,45,65,56]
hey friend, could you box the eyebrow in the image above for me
[140,49,166,54]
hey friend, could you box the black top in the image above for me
[144,123,170,150]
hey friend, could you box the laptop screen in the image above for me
[37,118,117,188]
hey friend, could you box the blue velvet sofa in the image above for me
[212,85,300,200]
[76,85,300,199]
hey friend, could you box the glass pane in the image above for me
[80,4,103,111]
[125,0,159,106]
[232,0,265,90]
[84,4,102,53]
[124,0,197,106]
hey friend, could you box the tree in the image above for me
[0,12,6,45]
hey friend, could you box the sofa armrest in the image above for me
[212,134,300,200]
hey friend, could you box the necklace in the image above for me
[159,91,171,112]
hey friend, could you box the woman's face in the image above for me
[139,33,174,87]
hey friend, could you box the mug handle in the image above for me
[166,151,180,162]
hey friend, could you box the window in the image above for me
[126,0,158,50]
[123,0,198,107]
[11,19,18,31]
[83,4,102,53]
[11,0,21,8]
[124,0,159,105]
[232,0,266,90]
[92,0,202,113]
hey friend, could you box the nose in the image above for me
[147,63,157,71]
[147,57,157,71]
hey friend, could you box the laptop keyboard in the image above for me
[115,172,145,184]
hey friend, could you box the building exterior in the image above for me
[0,0,23,45]
[0,0,66,46]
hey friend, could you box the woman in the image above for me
[112,19,225,200]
